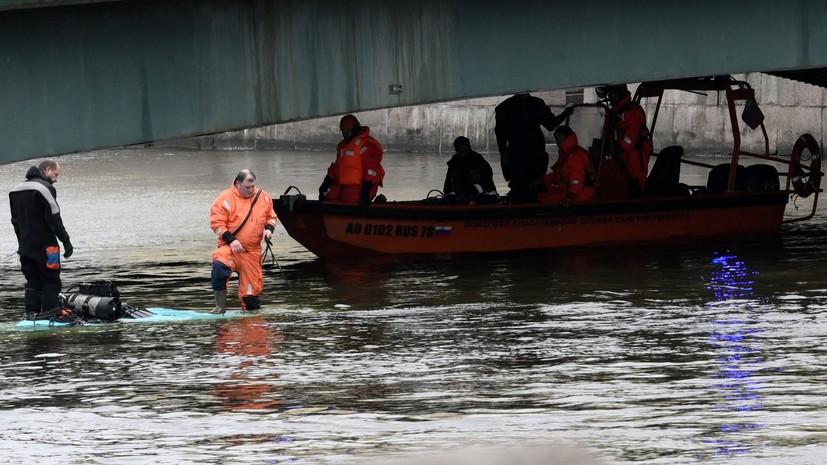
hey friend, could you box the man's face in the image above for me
[340,120,358,140]
[44,165,60,183]
[235,175,257,198]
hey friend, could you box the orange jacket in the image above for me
[541,132,595,202]
[327,126,385,187]
[210,186,277,251]
[610,95,652,188]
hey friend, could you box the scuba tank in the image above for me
[61,281,125,321]
[63,293,124,321]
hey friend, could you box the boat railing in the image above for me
[637,76,823,223]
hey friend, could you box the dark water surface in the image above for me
[1,149,826,465]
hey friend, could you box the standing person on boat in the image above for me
[210,169,278,314]
[443,136,498,204]
[494,93,571,203]
[536,126,596,206]
[604,84,653,195]
[319,114,385,208]
[9,159,73,319]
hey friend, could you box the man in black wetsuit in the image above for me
[9,159,73,318]
[494,93,571,203]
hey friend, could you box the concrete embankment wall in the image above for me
[166,73,827,157]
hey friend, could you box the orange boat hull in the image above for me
[274,192,788,260]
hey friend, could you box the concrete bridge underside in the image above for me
[2,0,827,164]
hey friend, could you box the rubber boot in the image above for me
[211,290,227,314]
[24,287,42,319]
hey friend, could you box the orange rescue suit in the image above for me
[610,94,653,191]
[210,186,278,307]
[326,126,385,203]
[538,132,595,204]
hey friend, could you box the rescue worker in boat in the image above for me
[443,136,499,204]
[319,114,385,208]
[9,159,74,319]
[603,84,653,195]
[535,126,596,206]
[210,169,278,314]
[494,93,572,203]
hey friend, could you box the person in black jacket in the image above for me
[9,159,73,318]
[443,137,498,204]
[494,93,571,202]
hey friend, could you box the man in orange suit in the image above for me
[210,169,277,313]
[319,114,385,207]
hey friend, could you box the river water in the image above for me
[0,148,826,465]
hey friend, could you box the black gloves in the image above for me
[359,181,372,208]
[319,176,334,200]
[64,242,73,258]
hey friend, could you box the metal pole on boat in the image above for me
[263,238,303,310]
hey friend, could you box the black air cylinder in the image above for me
[64,293,122,321]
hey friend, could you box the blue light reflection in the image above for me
[702,252,767,457]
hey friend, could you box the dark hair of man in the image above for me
[453,136,471,150]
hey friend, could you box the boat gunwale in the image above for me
[275,190,790,222]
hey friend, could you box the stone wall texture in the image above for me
[164,73,827,157]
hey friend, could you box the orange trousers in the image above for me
[212,245,264,309]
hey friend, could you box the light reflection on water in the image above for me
[704,253,766,458]
[0,149,826,464]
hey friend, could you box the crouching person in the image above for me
[443,136,499,204]
[210,170,277,313]
[536,126,595,206]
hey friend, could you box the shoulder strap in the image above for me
[231,188,263,237]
